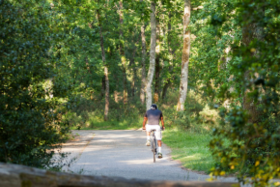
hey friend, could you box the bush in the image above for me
[0,1,69,168]
[159,89,219,133]
[208,0,280,185]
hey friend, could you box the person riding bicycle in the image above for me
[142,104,165,158]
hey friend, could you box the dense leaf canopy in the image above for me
[0,0,279,185]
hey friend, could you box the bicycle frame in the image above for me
[150,130,157,163]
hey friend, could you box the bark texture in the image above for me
[101,75,106,98]
[130,36,138,97]
[146,1,156,110]
[154,49,160,103]
[97,9,109,121]
[140,0,146,105]
[177,0,191,111]
[154,25,161,103]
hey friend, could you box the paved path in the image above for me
[61,130,241,184]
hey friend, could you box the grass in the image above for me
[163,127,215,173]
[69,115,142,130]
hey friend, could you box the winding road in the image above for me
[61,130,241,184]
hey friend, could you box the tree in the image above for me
[97,6,109,121]
[145,0,157,110]
[118,0,128,105]
[176,0,191,111]
[0,0,69,168]
[161,11,174,100]
[140,0,147,105]
[208,0,280,186]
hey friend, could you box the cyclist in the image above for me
[142,104,165,158]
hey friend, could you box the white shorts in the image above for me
[146,124,162,140]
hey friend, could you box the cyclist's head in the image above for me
[151,104,157,110]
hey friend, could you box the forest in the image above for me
[0,0,280,186]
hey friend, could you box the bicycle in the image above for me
[150,129,158,163]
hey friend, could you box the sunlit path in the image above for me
[61,130,241,183]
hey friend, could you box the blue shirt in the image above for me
[144,109,163,125]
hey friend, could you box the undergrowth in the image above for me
[63,89,220,131]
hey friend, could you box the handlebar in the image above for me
[142,127,165,131]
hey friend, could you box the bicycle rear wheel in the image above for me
[151,133,156,163]
[152,140,156,162]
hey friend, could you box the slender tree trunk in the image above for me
[131,67,136,97]
[101,75,105,98]
[97,9,109,121]
[154,23,162,103]
[118,0,127,105]
[130,40,137,97]
[140,0,146,105]
[162,12,174,100]
[177,0,191,111]
[162,79,171,100]
[154,51,160,102]
[130,34,140,98]
[114,75,119,103]
[154,5,162,103]
[146,1,156,110]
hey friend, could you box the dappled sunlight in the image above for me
[119,158,155,165]
[163,129,214,172]
[65,130,209,181]
[1,0,277,185]
[172,153,205,161]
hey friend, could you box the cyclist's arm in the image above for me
[161,117,165,129]
[143,117,147,130]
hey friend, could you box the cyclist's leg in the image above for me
[154,125,163,158]
[145,124,151,146]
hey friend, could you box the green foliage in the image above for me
[0,0,70,168]
[202,0,280,186]
[1,0,279,184]
[62,95,145,130]
[156,89,219,134]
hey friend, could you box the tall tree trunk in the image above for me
[162,78,171,99]
[146,1,156,110]
[130,40,137,98]
[114,75,119,103]
[97,9,109,121]
[242,22,263,123]
[140,0,146,105]
[162,12,174,100]
[154,22,162,103]
[154,5,162,103]
[101,75,105,98]
[177,0,191,111]
[119,0,127,105]
[154,50,160,102]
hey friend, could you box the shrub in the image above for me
[0,1,69,168]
